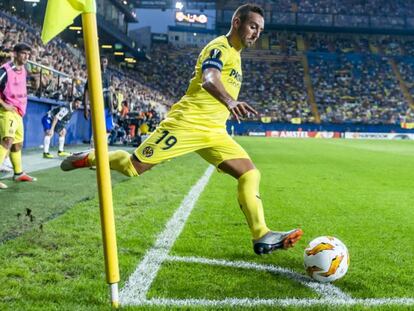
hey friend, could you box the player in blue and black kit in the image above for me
[42,98,81,158]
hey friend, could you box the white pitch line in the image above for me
[120,165,215,305]
[135,297,414,308]
[119,165,414,308]
[166,255,351,300]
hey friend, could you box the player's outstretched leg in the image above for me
[238,169,269,239]
[60,151,90,170]
[253,229,303,255]
[237,169,303,255]
[61,150,138,177]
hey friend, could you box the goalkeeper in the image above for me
[61,4,303,255]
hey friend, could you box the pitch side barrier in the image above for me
[248,131,414,140]
[226,121,414,140]
[23,97,90,148]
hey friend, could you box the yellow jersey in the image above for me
[162,35,242,132]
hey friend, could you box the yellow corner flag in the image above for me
[42,0,120,307]
[41,0,96,44]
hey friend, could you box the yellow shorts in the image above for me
[0,109,24,143]
[134,125,250,167]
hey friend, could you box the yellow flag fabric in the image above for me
[41,0,96,44]
[291,117,302,124]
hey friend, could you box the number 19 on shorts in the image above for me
[155,130,177,150]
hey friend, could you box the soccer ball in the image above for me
[304,236,349,282]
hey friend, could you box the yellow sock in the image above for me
[238,169,269,240]
[87,150,138,177]
[10,150,23,174]
[0,145,8,165]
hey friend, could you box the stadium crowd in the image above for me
[1,5,414,129]
[226,0,414,17]
[398,61,414,96]
[241,58,312,123]
[0,9,167,143]
[309,54,411,124]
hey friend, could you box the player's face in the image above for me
[73,100,81,110]
[15,50,31,66]
[237,12,264,48]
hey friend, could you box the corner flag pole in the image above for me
[41,0,120,307]
[82,12,120,308]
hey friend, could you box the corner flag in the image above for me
[41,0,120,308]
[41,0,96,44]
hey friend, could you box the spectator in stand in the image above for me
[0,47,12,65]
[309,53,408,124]
[120,100,129,119]
[83,56,115,145]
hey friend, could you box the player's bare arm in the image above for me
[202,67,257,122]
[0,97,16,112]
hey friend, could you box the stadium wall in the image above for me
[227,121,414,136]
[24,97,91,149]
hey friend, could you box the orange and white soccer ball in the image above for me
[304,236,349,282]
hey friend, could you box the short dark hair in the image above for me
[233,3,264,24]
[13,43,31,53]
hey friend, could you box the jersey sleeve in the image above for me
[200,42,229,73]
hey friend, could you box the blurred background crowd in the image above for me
[1,1,414,132]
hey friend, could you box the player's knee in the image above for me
[239,168,260,181]
[11,143,22,152]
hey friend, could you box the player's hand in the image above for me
[226,100,258,123]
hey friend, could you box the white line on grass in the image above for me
[166,255,350,300]
[120,165,215,305]
[119,165,414,308]
[136,297,414,308]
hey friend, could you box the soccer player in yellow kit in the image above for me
[62,4,303,255]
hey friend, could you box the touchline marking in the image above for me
[133,297,414,307]
[120,165,215,305]
[166,255,351,300]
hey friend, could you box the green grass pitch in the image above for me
[0,137,413,310]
